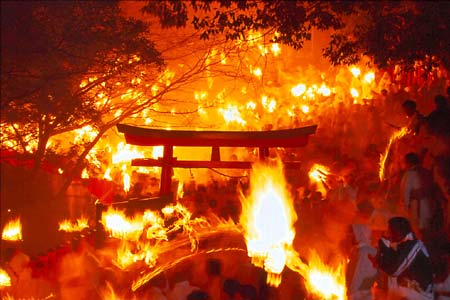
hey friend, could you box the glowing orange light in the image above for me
[308,164,330,196]
[350,88,359,99]
[318,83,331,97]
[2,218,22,241]
[103,168,113,181]
[291,84,306,97]
[101,207,144,241]
[364,71,375,83]
[240,161,297,287]
[81,168,89,179]
[219,104,246,126]
[271,43,281,56]
[0,268,11,288]
[301,105,310,114]
[123,172,131,193]
[300,252,347,300]
[253,67,262,77]
[58,217,89,232]
[379,127,410,181]
[349,66,361,78]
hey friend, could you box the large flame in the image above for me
[0,268,11,288]
[240,160,297,287]
[2,218,22,241]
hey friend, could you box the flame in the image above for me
[112,142,145,164]
[349,66,361,78]
[81,168,89,179]
[152,146,164,158]
[252,67,262,78]
[219,104,246,126]
[364,71,375,83]
[123,172,131,193]
[99,281,126,300]
[101,207,145,241]
[103,168,113,180]
[291,83,306,97]
[350,87,359,99]
[271,43,281,56]
[300,251,347,300]
[318,83,331,97]
[308,164,330,196]
[2,218,22,241]
[177,182,184,199]
[301,105,310,114]
[0,268,11,288]
[101,204,206,271]
[379,127,410,181]
[58,216,89,232]
[261,95,276,113]
[240,161,296,287]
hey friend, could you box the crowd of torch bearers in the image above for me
[1,157,352,300]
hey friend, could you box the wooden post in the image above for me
[259,147,269,160]
[211,146,220,161]
[160,145,173,196]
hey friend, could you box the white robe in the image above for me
[400,167,434,230]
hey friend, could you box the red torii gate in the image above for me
[117,124,317,197]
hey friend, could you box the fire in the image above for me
[271,43,281,56]
[318,83,332,97]
[240,161,297,287]
[0,268,11,288]
[291,83,306,97]
[58,216,89,232]
[379,126,410,181]
[81,168,89,179]
[301,105,310,114]
[219,104,247,126]
[103,168,113,180]
[101,207,145,241]
[350,87,359,99]
[99,281,126,300]
[123,172,131,192]
[308,164,330,196]
[111,142,145,164]
[349,66,361,78]
[2,218,22,241]
[364,71,375,83]
[300,252,347,300]
[152,146,164,158]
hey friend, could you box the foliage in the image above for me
[324,1,450,70]
[142,0,450,70]
[1,1,163,167]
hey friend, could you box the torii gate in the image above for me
[117,124,317,197]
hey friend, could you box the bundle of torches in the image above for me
[1,161,348,300]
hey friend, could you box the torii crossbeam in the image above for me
[117,123,317,196]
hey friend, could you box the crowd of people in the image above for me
[1,83,450,299]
